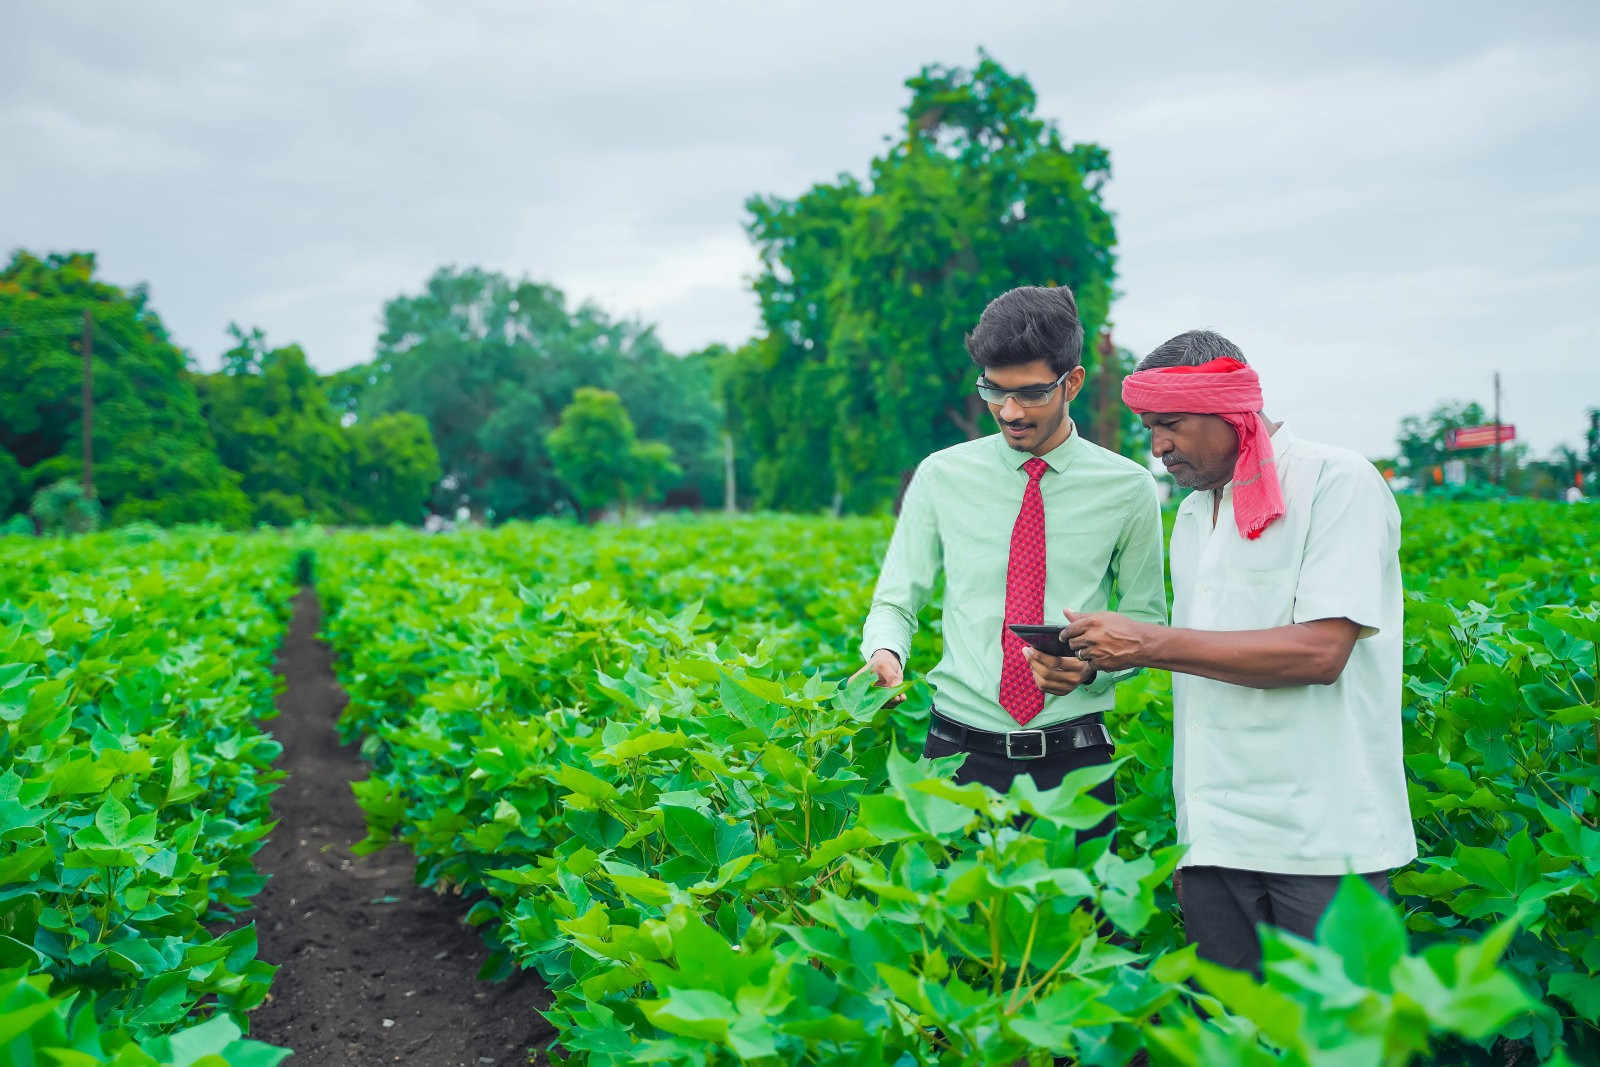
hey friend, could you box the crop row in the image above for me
[311,503,1592,1065]
[0,528,295,1066]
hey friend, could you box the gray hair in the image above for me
[1135,330,1247,372]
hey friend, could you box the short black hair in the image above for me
[1136,330,1247,372]
[965,286,1084,377]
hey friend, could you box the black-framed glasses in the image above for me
[975,371,1068,407]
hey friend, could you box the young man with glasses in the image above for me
[856,285,1166,841]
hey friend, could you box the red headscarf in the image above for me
[1121,357,1285,540]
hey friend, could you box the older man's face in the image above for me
[1140,412,1239,490]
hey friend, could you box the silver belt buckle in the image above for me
[1005,729,1046,760]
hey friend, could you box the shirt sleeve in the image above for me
[860,462,942,665]
[1291,458,1398,639]
[1084,473,1168,696]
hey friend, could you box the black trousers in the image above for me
[1179,866,1390,975]
[921,723,1117,844]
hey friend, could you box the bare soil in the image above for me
[248,589,553,1066]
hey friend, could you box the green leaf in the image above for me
[640,988,734,1042]
[94,796,132,848]
[0,844,52,884]
[1317,875,1407,991]
[1548,972,1600,1024]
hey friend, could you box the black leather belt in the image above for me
[929,709,1112,761]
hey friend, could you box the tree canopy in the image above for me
[193,326,441,525]
[0,251,251,525]
[346,266,721,520]
[725,51,1121,513]
[545,388,680,519]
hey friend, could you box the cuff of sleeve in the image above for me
[1083,665,1139,697]
[860,629,910,667]
[1293,602,1381,640]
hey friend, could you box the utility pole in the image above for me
[82,309,95,499]
[1492,370,1502,487]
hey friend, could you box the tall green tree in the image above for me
[356,266,718,520]
[195,327,353,524]
[546,387,680,520]
[728,52,1120,512]
[195,326,441,525]
[348,412,441,524]
[0,251,250,525]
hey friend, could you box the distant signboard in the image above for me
[1446,424,1516,450]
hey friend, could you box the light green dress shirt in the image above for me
[861,427,1168,733]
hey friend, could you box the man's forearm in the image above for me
[1141,620,1358,689]
[860,603,914,666]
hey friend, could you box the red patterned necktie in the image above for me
[999,456,1049,725]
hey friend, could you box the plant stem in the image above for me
[1013,933,1085,1011]
[1006,908,1042,1013]
[986,902,1004,996]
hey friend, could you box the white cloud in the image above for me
[2,0,1596,458]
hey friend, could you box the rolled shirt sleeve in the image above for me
[1290,461,1398,638]
[860,464,942,665]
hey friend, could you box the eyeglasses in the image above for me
[975,372,1068,407]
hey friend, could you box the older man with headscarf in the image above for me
[1024,329,1416,975]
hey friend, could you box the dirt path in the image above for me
[249,589,553,1065]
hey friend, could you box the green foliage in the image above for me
[1392,399,1555,495]
[30,479,101,535]
[347,412,441,525]
[0,969,289,1067]
[196,327,352,524]
[308,499,1595,1063]
[0,251,250,526]
[547,389,682,518]
[728,52,1121,512]
[0,530,295,1059]
[1149,877,1541,1066]
[1396,401,1489,484]
[0,448,21,515]
[354,266,719,520]
[194,326,440,526]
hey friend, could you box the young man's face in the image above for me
[1139,411,1239,489]
[981,359,1085,455]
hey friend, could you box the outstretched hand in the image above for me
[1060,609,1154,673]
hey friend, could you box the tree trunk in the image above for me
[723,432,737,513]
[947,393,986,440]
[892,468,916,515]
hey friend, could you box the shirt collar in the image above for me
[1176,420,1292,513]
[1215,420,1291,498]
[1269,420,1294,457]
[993,419,1083,474]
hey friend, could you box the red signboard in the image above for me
[1446,424,1516,450]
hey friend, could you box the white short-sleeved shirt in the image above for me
[1169,424,1417,876]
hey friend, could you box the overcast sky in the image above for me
[5,1,1596,459]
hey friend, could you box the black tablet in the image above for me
[1007,623,1073,658]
